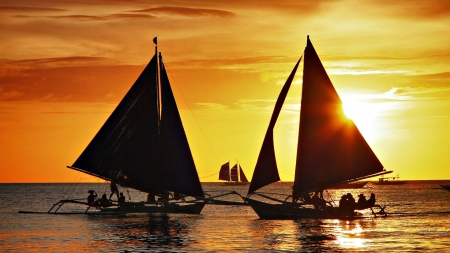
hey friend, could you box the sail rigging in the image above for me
[157,54,204,197]
[248,36,386,197]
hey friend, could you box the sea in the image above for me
[1,181,450,252]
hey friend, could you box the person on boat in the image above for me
[302,192,313,203]
[118,192,126,207]
[157,190,172,204]
[356,193,368,209]
[338,193,356,215]
[367,193,376,207]
[339,193,355,213]
[87,190,98,206]
[98,193,111,207]
[311,191,326,209]
[147,192,156,203]
[339,195,347,208]
[173,192,184,201]
[109,178,119,201]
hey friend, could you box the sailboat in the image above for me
[60,38,204,214]
[373,174,407,185]
[219,161,249,185]
[245,36,391,219]
[441,184,450,192]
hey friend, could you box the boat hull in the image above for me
[99,202,205,215]
[245,198,362,220]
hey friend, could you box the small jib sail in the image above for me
[246,36,390,218]
[68,42,204,200]
[219,161,249,185]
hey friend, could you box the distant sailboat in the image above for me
[441,184,450,192]
[63,38,205,214]
[245,36,391,219]
[373,174,407,185]
[219,161,249,185]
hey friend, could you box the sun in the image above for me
[342,101,360,120]
[341,97,382,143]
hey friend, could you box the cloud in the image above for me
[375,86,450,101]
[166,55,297,71]
[14,56,111,68]
[130,6,235,18]
[368,0,450,19]
[0,6,65,12]
[14,13,156,21]
[0,88,23,100]
[0,62,145,102]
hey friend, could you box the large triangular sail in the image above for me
[230,164,239,182]
[293,37,384,195]
[218,162,230,181]
[69,55,160,193]
[69,49,204,198]
[157,54,204,198]
[247,58,301,195]
[238,165,249,183]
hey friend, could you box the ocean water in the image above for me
[1,181,450,252]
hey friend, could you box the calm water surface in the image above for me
[1,181,450,252]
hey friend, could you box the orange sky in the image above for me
[1,0,450,182]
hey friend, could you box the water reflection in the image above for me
[333,219,377,250]
[91,214,199,251]
[247,218,379,252]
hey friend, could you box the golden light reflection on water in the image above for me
[333,219,371,250]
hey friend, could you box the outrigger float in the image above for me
[19,190,248,216]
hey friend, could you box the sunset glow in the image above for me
[1,0,450,182]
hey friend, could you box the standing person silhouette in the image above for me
[109,178,119,201]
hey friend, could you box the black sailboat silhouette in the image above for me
[68,39,205,214]
[245,36,391,219]
[219,161,249,185]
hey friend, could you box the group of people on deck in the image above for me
[146,191,184,205]
[339,192,376,212]
[295,189,377,213]
[87,179,183,209]
[86,178,126,209]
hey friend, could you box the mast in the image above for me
[229,160,232,183]
[237,159,240,183]
[154,37,161,123]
